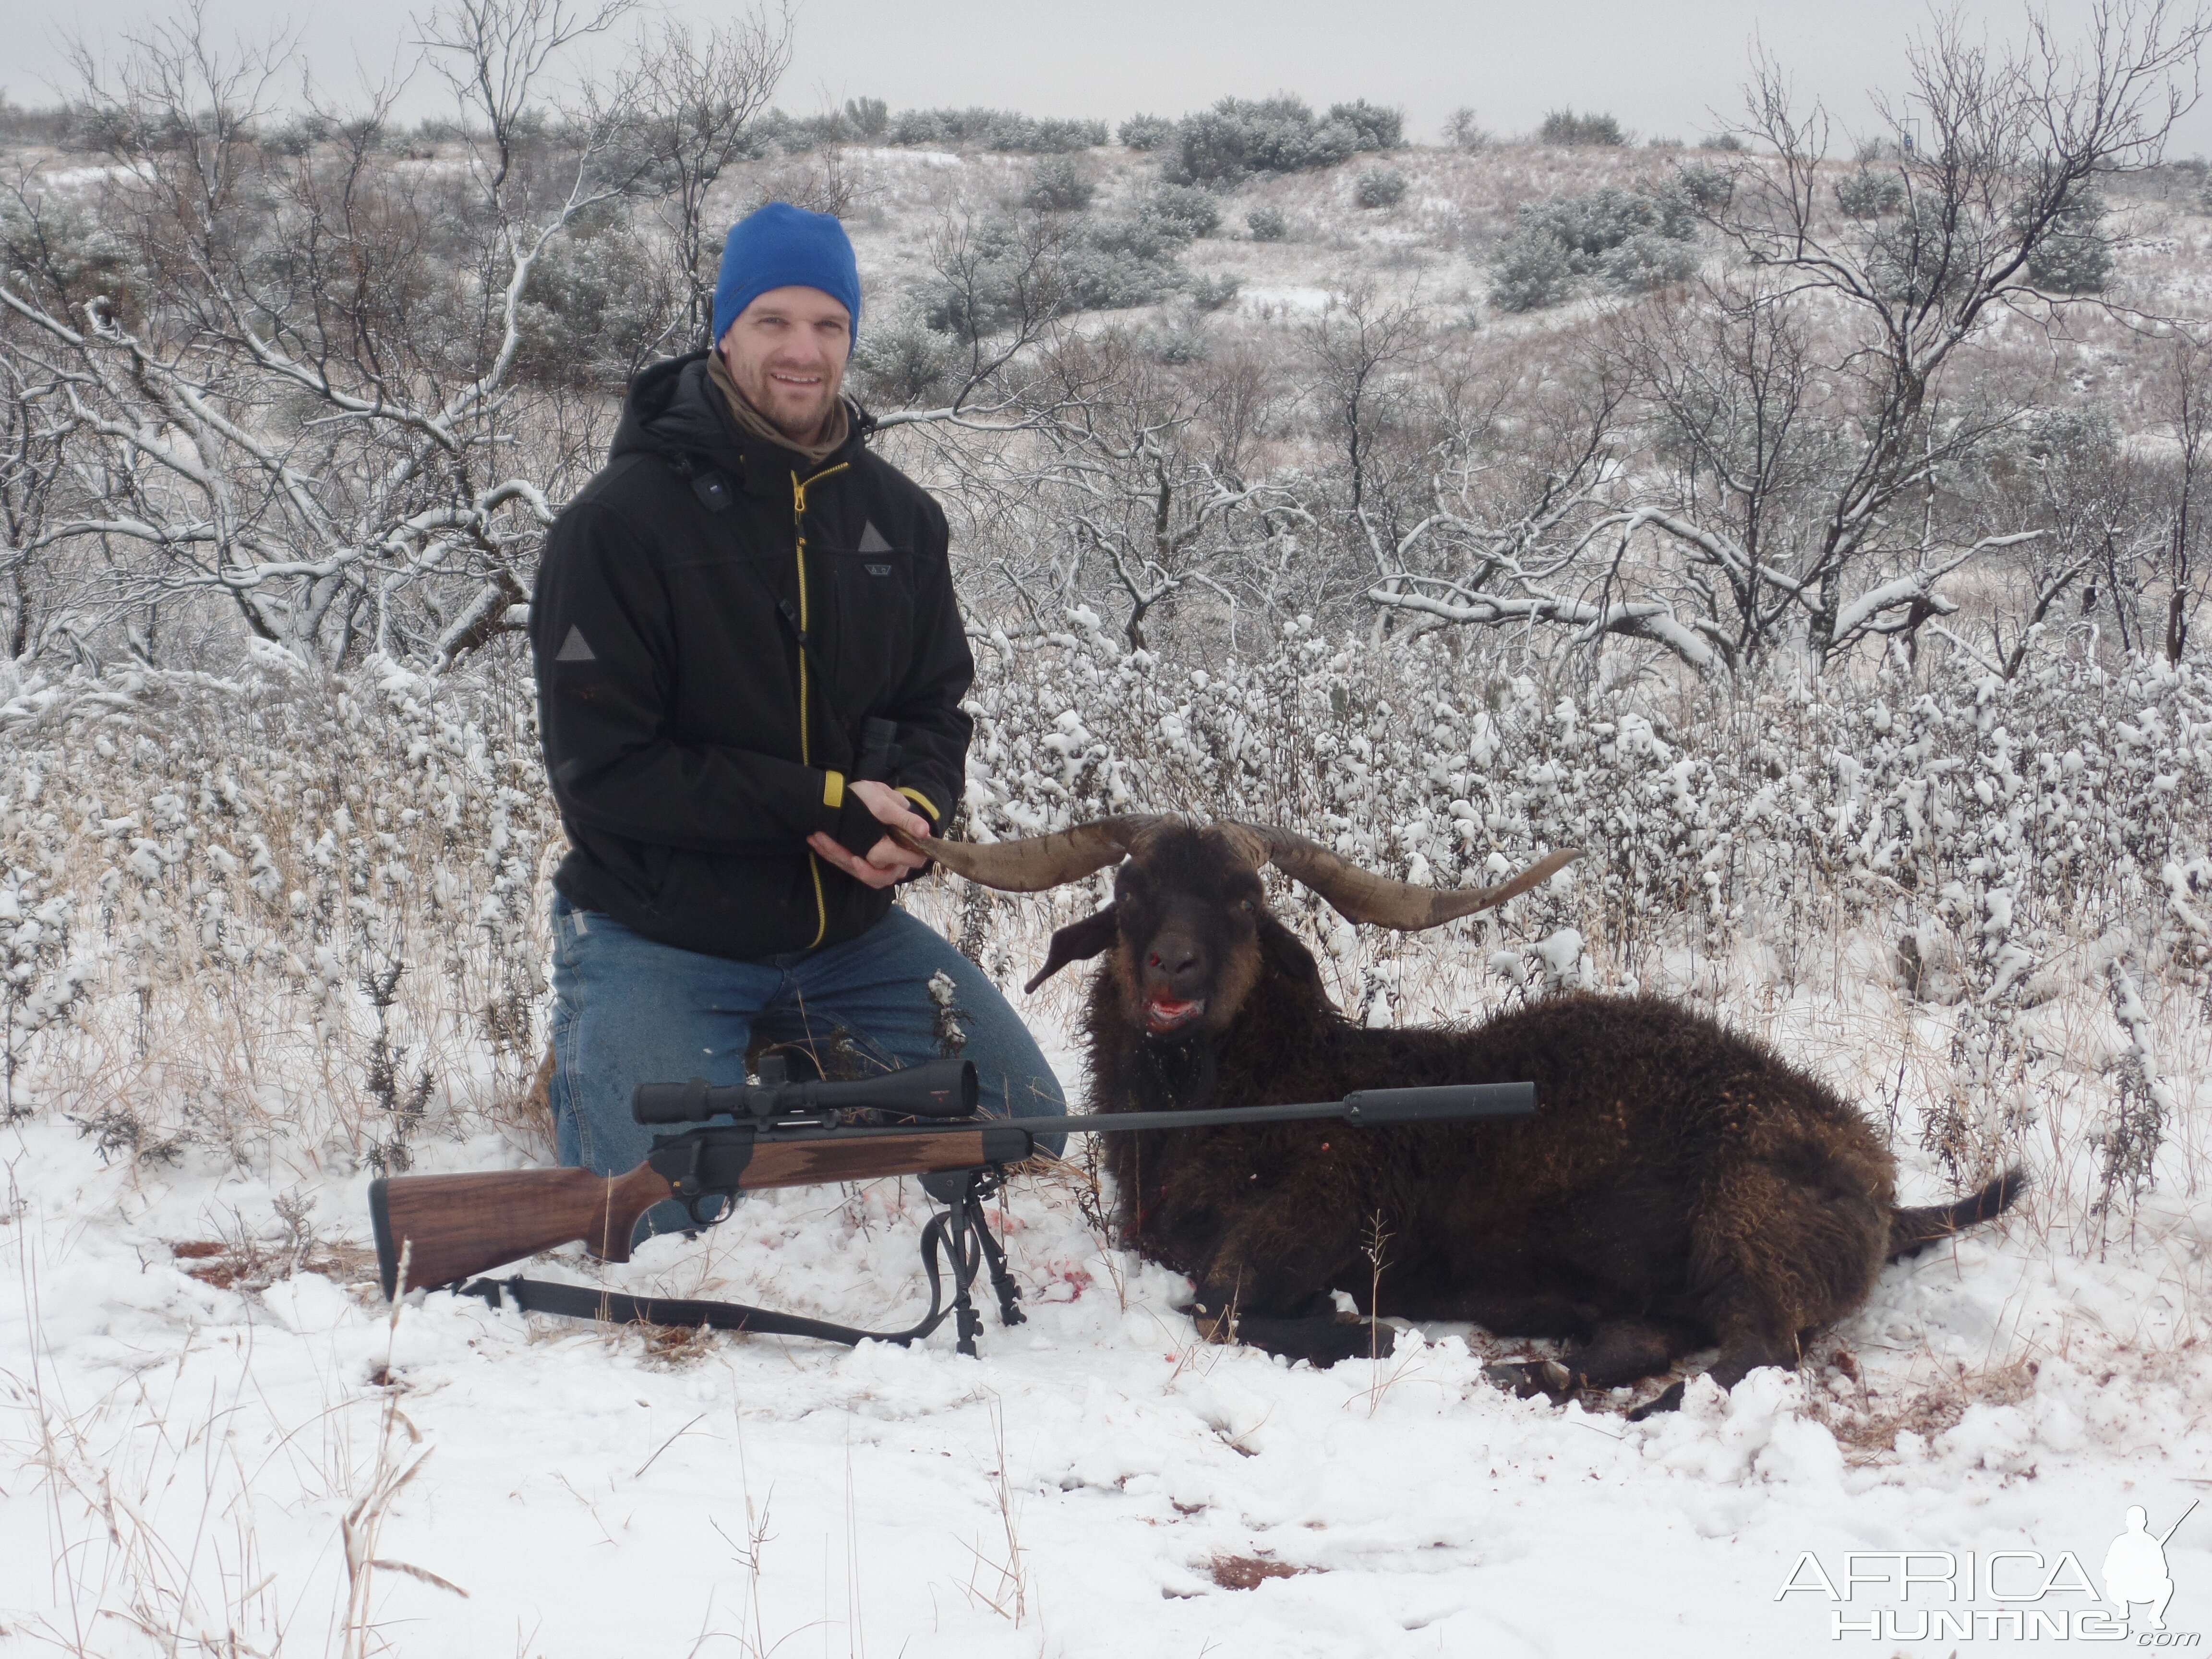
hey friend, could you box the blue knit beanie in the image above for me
[711,203,862,351]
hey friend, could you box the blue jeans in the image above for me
[548,897,1066,1238]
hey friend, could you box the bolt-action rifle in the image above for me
[369,1058,1537,1356]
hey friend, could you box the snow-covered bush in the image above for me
[1836,168,1907,219]
[2024,189,2112,294]
[1024,155,1095,213]
[848,307,961,408]
[885,108,1106,152]
[1117,113,1172,151]
[1489,183,1700,311]
[1161,96,1363,185]
[1539,108,1627,147]
[0,655,554,1165]
[1354,168,1407,208]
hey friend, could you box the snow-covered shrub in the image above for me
[1326,100,1404,151]
[1538,108,1627,147]
[2024,190,2112,294]
[1025,155,1095,213]
[885,108,1105,152]
[926,195,1211,337]
[1354,169,1407,209]
[1142,183,1223,241]
[1836,168,1907,219]
[1246,206,1290,241]
[1189,273,1242,311]
[0,655,555,1166]
[1489,183,1700,311]
[1161,96,1362,185]
[849,307,961,408]
[1118,113,1172,151]
[516,216,683,390]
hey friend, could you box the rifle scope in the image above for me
[631,1058,979,1126]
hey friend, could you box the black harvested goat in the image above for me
[903,816,2022,1415]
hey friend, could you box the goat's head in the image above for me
[894,817,1579,1040]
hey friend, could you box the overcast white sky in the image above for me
[5,0,2209,155]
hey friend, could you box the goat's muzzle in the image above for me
[1139,927,1211,1032]
[1142,996,1207,1034]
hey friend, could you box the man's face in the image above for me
[719,286,851,443]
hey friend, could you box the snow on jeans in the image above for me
[548,894,1068,1240]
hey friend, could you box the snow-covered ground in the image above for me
[6,993,2207,1658]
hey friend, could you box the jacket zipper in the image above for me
[792,461,851,947]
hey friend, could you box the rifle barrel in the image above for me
[1009,1081,1536,1139]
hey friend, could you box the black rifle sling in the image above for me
[451,1274,940,1347]
[445,1183,1021,1355]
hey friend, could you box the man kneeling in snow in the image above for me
[529,203,1062,1237]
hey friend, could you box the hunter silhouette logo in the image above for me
[2104,1503,2195,1634]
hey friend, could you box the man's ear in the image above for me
[1023,904,1120,994]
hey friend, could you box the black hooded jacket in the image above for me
[530,351,973,958]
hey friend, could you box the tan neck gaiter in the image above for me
[707,350,850,469]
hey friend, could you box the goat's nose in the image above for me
[1143,935,1206,994]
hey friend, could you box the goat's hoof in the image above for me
[1304,1319,1395,1368]
[1483,1358,1575,1404]
[1626,1381,1687,1420]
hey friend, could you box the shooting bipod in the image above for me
[445,1164,1026,1357]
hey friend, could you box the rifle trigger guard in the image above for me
[686,1190,731,1226]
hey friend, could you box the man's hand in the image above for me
[807,780,932,890]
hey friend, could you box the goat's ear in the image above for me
[1023,904,1121,994]
[1256,914,1325,990]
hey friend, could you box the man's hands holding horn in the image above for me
[807,782,934,889]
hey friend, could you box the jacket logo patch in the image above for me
[555,625,596,662]
[865,563,892,576]
[857,521,894,553]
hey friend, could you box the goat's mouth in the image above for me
[1143,996,1207,1034]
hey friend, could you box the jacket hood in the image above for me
[611,351,873,486]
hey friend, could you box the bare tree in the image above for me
[0,0,654,672]
[1682,1,2207,666]
[1361,2,2207,678]
[625,8,794,347]
[2154,333,2211,661]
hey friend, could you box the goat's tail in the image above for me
[1887,1169,2028,1262]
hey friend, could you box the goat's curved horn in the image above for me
[889,814,1168,892]
[1243,825,1582,930]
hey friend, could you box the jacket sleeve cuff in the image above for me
[894,785,941,823]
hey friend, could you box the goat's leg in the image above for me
[1182,1198,1385,1367]
[1626,1327,1796,1420]
[1626,1286,1802,1420]
[1486,1315,1703,1404]
[1623,1153,1883,1419]
[1575,1315,1706,1388]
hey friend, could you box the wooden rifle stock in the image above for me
[371,1127,1005,1298]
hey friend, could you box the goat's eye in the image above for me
[1239,899,1255,914]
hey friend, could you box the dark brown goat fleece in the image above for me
[926,817,2022,1416]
